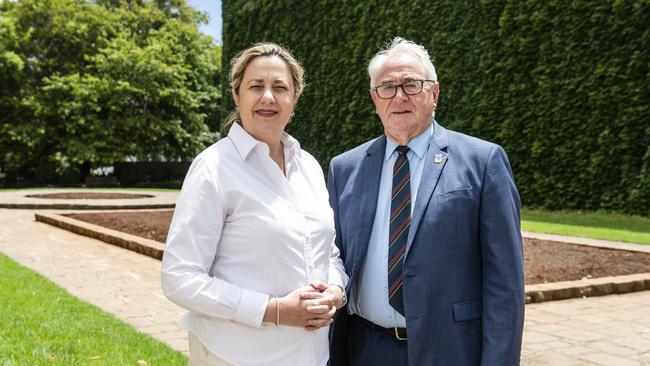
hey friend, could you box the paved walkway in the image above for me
[523,292,650,365]
[1,206,649,364]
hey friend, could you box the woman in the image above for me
[161,42,347,366]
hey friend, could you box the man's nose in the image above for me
[394,86,409,100]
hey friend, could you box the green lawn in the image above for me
[0,253,187,366]
[521,209,650,245]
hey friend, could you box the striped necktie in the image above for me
[388,145,410,316]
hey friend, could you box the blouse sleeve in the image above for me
[161,154,269,328]
[328,238,348,291]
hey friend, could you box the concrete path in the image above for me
[1,207,649,364]
[523,292,650,365]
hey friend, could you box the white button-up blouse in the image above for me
[161,122,348,366]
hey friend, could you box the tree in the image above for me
[0,0,221,183]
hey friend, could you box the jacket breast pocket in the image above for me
[436,187,473,204]
[453,300,482,322]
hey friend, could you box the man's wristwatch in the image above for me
[336,286,347,307]
[329,285,347,308]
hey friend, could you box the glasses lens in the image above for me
[402,81,422,95]
[377,85,396,99]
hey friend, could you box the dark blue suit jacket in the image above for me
[327,122,525,366]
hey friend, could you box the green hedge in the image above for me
[223,0,649,216]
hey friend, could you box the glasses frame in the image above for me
[372,79,436,99]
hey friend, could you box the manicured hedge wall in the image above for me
[223,0,649,216]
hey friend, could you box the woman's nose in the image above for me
[260,88,275,103]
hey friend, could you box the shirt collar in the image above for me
[384,122,433,162]
[281,129,301,162]
[228,122,301,161]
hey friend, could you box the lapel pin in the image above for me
[434,153,444,164]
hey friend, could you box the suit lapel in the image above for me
[352,136,386,273]
[406,122,449,256]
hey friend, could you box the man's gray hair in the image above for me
[368,37,437,87]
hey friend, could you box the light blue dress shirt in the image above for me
[348,123,433,328]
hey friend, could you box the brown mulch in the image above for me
[66,210,174,243]
[524,239,650,284]
[28,192,152,199]
[65,210,650,285]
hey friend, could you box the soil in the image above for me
[28,192,153,199]
[66,210,174,244]
[66,210,650,285]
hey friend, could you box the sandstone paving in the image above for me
[522,291,650,365]
[2,207,650,364]
[579,353,643,366]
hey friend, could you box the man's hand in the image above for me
[323,284,345,309]
[308,282,345,308]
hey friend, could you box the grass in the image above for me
[0,253,187,366]
[522,209,650,245]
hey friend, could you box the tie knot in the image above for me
[395,145,410,155]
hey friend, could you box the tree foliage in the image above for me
[223,0,649,216]
[0,0,221,182]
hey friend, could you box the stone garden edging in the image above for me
[525,273,650,303]
[0,189,177,210]
[5,203,174,210]
[35,212,164,260]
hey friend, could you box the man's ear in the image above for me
[370,90,380,114]
[432,82,440,105]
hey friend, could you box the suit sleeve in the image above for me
[321,160,348,291]
[327,161,345,262]
[327,158,351,366]
[479,145,525,366]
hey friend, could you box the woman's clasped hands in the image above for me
[264,283,344,330]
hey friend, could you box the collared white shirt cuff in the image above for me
[234,288,269,328]
[328,271,347,292]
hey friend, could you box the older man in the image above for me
[328,37,525,366]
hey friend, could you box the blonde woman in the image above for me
[162,43,347,366]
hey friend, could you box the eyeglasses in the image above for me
[372,79,436,99]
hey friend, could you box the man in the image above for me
[327,37,525,366]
